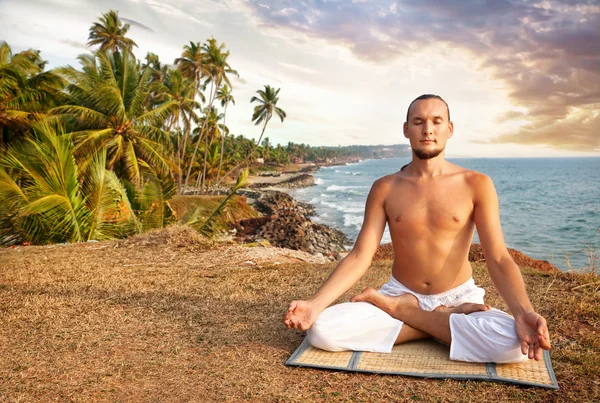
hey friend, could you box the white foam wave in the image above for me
[326,185,368,191]
[314,177,325,185]
[319,200,363,214]
[343,214,363,229]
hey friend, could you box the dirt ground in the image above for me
[1,227,599,402]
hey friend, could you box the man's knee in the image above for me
[450,309,528,363]
[306,318,345,352]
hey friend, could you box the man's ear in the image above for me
[403,122,408,138]
[447,121,454,138]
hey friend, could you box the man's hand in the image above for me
[515,311,551,360]
[283,300,320,331]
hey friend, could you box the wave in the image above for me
[343,213,363,229]
[320,200,363,214]
[314,177,325,185]
[326,185,368,191]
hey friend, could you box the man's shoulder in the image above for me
[459,170,496,203]
[373,172,399,186]
[462,169,493,187]
[448,164,492,185]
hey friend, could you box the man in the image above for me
[283,94,551,363]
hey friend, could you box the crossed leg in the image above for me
[350,288,490,345]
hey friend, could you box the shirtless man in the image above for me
[283,94,551,363]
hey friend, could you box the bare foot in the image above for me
[351,288,419,319]
[434,303,491,314]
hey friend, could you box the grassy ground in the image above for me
[1,227,599,402]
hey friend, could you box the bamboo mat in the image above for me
[286,338,558,389]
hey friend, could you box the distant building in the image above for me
[256,158,264,164]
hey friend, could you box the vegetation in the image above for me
[0,9,409,246]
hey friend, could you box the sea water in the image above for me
[290,157,600,272]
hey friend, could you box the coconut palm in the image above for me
[214,85,285,187]
[0,121,138,245]
[181,38,238,191]
[175,41,208,98]
[197,39,238,189]
[193,105,225,191]
[250,86,286,153]
[0,41,64,145]
[153,68,200,191]
[53,50,176,187]
[175,41,210,190]
[215,84,234,183]
[87,10,138,54]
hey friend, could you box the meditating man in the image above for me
[283,94,551,363]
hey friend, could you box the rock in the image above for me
[235,190,350,260]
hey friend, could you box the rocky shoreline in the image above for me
[236,189,349,260]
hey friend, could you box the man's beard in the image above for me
[413,145,444,160]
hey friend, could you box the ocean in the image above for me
[290,157,600,272]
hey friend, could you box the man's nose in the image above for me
[422,121,434,135]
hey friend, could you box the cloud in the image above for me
[241,0,600,152]
[121,17,155,32]
[59,39,86,49]
[278,61,317,75]
[496,110,526,123]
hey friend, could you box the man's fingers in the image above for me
[539,333,552,350]
[528,342,540,360]
[288,301,298,312]
[534,344,543,361]
[521,341,528,356]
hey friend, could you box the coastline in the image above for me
[244,167,562,272]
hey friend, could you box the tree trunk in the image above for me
[184,79,217,192]
[200,80,215,191]
[199,127,210,194]
[216,104,227,184]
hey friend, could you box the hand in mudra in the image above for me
[515,311,551,360]
[283,300,319,331]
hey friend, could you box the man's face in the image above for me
[403,98,453,160]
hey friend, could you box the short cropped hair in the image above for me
[406,94,450,122]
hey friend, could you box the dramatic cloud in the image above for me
[242,0,600,152]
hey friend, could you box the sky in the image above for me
[1,0,599,157]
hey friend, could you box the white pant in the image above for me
[306,277,528,363]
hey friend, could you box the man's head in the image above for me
[403,94,453,160]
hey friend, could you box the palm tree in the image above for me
[87,10,138,54]
[248,85,286,163]
[0,121,138,245]
[175,41,208,99]
[0,41,64,145]
[215,84,234,183]
[181,38,238,191]
[175,41,210,191]
[53,50,176,187]
[157,69,200,191]
[215,85,285,187]
[194,105,224,192]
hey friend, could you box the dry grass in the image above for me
[1,227,599,402]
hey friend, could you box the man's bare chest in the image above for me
[385,184,474,234]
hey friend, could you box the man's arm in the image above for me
[472,173,551,360]
[283,177,389,330]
